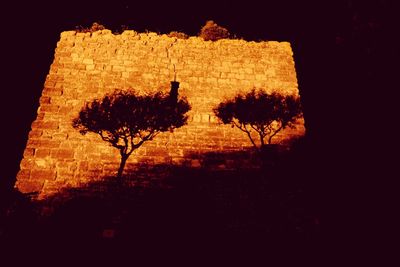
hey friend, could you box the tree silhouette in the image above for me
[73,90,191,178]
[214,89,302,149]
[199,20,230,41]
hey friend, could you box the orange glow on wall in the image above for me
[16,30,305,197]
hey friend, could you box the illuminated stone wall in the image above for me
[16,30,304,196]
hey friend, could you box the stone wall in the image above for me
[16,30,305,197]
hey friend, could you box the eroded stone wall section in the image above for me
[16,30,304,196]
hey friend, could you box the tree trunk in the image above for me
[117,154,128,178]
[260,133,265,146]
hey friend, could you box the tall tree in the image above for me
[214,89,302,149]
[73,90,191,178]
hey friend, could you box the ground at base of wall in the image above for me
[2,142,321,253]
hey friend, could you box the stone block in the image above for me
[83,58,93,64]
[39,96,51,104]
[35,148,51,157]
[76,64,86,70]
[28,130,43,138]
[51,148,75,159]
[16,180,44,193]
[39,104,59,113]
[31,169,56,181]
[60,31,76,38]
[43,88,63,96]
[16,169,31,180]
[102,163,118,172]
[100,152,117,161]
[147,147,168,157]
[88,162,103,171]
[20,158,34,169]
[24,148,35,157]
[201,114,211,123]
[41,121,59,129]
[38,139,61,149]
[112,65,125,72]
[56,169,75,180]
[193,114,201,123]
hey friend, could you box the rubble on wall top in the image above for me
[60,29,292,49]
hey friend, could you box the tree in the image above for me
[214,89,302,149]
[199,20,230,41]
[73,90,191,178]
[75,22,106,33]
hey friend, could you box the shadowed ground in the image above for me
[1,138,323,261]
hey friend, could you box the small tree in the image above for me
[199,20,230,41]
[214,89,302,149]
[73,90,191,178]
[168,31,189,39]
[75,22,106,33]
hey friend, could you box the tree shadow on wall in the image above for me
[3,137,322,257]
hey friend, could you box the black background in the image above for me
[1,0,398,254]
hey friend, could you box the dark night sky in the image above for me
[1,0,398,191]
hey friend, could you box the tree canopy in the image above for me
[73,89,191,178]
[214,89,302,148]
[199,20,230,41]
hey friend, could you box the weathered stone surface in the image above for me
[31,169,56,181]
[15,180,44,193]
[16,31,305,197]
[51,149,75,159]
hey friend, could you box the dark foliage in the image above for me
[73,90,191,177]
[199,20,230,41]
[75,22,106,33]
[113,25,130,35]
[214,89,302,148]
[168,31,189,39]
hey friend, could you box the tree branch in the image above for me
[243,124,258,149]
[268,124,284,144]
[99,131,124,150]
[99,131,111,142]
[131,130,159,151]
[250,124,260,132]
[232,120,248,133]
[122,135,129,155]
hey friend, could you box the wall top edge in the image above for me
[60,30,292,49]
